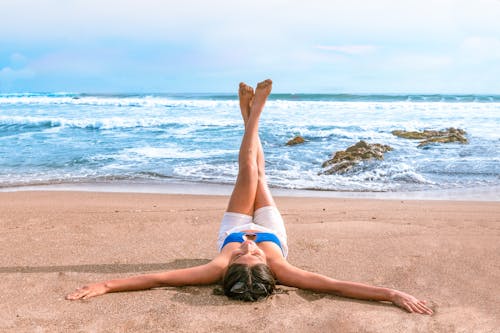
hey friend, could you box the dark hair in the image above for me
[223,263,276,302]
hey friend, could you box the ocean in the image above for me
[1,92,499,196]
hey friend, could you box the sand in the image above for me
[0,191,499,333]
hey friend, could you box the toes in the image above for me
[257,79,272,88]
[238,82,246,94]
[239,83,254,100]
[239,83,254,95]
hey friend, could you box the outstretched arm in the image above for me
[66,259,225,300]
[272,261,433,315]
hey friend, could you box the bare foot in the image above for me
[238,82,254,124]
[251,79,272,117]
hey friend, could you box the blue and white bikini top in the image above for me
[221,232,284,256]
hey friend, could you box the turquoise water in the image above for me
[1,92,499,192]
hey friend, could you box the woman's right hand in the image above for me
[389,289,433,315]
[66,283,109,300]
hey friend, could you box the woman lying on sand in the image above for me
[67,79,433,315]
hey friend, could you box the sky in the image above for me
[1,0,500,94]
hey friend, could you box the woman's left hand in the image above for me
[66,283,109,300]
[390,289,433,315]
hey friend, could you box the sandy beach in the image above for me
[1,190,499,332]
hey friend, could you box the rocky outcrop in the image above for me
[391,128,467,147]
[320,140,393,175]
[286,135,305,146]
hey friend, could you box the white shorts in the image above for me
[217,206,288,258]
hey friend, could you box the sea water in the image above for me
[1,92,499,193]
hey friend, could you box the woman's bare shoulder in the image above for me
[264,250,289,271]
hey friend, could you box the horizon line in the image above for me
[2,91,500,96]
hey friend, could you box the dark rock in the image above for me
[320,140,393,175]
[391,128,467,147]
[286,135,305,146]
[418,132,468,147]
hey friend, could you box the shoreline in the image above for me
[1,180,499,201]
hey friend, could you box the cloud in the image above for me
[0,52,34,82]
[2,0,498,43]
[459,36,500,62]
[10,53,28,67]
[316,45,377,55]
[387,54,453,69]
[0,66,35,80]
[1,1,500,93]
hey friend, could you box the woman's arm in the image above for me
[271,261,433,315]
[66,259,225,300]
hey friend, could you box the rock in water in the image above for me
[391,128,467,147]
[320,140,393,175]
[286,135,305,146]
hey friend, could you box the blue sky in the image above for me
[1,0,500,93]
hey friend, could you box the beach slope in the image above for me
[0,191,498,332]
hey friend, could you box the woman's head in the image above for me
[223,263,276,301]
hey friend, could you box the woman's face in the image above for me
[229,240,267,266]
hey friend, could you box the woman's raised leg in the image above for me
[253,137,276,210]
[237,81,285,252]
[226,80,272,215]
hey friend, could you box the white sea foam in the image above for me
[0,115,240,130]
[1,93,499,193]
[0,94,238,109]
[124,147,235,159]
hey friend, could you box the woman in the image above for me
[66,80,433,315]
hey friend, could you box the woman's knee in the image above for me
[240,159,258,174]
[239,159,258,179]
